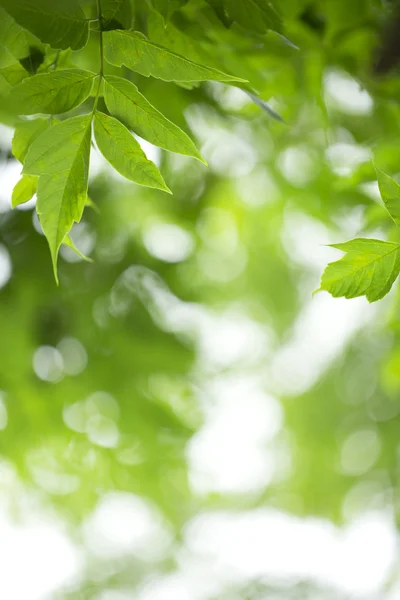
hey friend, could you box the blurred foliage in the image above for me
[1,0,400,598]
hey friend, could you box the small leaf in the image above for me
[103,30,246,82]
[376,167,400,229]
[63,235,93,262]
[12,118,51,163]
[7,69,95,115]
[104,75,205,162]
[319,238,400,302]
[94,111,171,193]
[0,0,89,50]
[23,114,92,282]
[12,174,37,207]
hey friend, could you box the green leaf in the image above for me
[12,118,51,163]
[102,0,132,29]
[0,0,89,50]
[0,63,30,86]
[7,69,95,115]
[0,7,43,60]
[208,0,282,34]
[147,0,188,21]
[63,234,93,262]
[12,174,37,207]
[23,114,92,282]
[94,111,171,194]
[319,238,400,302]
[376,168,400,229]
[104,75,205,162]
[103,30,246,82]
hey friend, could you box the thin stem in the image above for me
[92,0,104,115]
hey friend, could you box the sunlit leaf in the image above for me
[7,69,95,115]
[319,238,400,302]
[0,0,89,50]
[12,118,51,163]
[103,30,246,82]
[12,174,37,207]
[23,114,92,281]
[94,111,171,193]
[376,167,400,229]
[104,75,205,162]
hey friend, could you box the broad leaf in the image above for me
[12,118,50,163]
[0,0,89,50]
[23,114,92,281]
[147,0,188,21]
[103,30,246,82]
[376,168,400,229]
[94,111,171,193]
[7,69,95,115]
[319,238,400,302]
[12,174,37,207]
[104,75,205,162]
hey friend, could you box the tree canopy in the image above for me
[1,0,400,598]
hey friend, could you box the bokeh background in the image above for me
[2,0,400,598]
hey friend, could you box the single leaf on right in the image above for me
[12,118,51,163]
[0,0,89,50]
[104,75,205,162]
[23,114,92,281]
[103,30,246,82]
[376,168,400,229]
[94,111,171,193]
[319,238,400,302]
[7,69,95,115]
[12,174,37,207]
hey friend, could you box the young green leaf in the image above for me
[12,174,37,207]
[12,118,51,163]
[0,0,89,50]
[103,30,246,82]
[376,168,400,229]
[104,76,205,162]
[23,114,92,282]
[94,111,171,193]
[319,238,400,302]
[7,69,95,115]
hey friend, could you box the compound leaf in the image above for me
[104,75,204,162]
[319,238,400,303]
[7,69,95,115]
[103,30,246,82]
[94,111,171,193]
[0,0,89,50]
[23,114,92,281]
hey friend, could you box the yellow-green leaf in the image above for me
[376,167,400,229]
[12,174,37,207]
[12,118,51,163]
[94,111,171,194]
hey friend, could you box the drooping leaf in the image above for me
[104,75,205,162]
[0,7,43,60]
[103,30,246,82]
[7,69,95,115]
[0,0,89,50]
[63,234,93,262]
[376,168,400,229]
[319,238,400,302]
[12,118,51,163]
[23,114,92,281]
[94,111,171,193]
[147,0,188,22]
[102,0,132,29]
[12,174,37,207]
